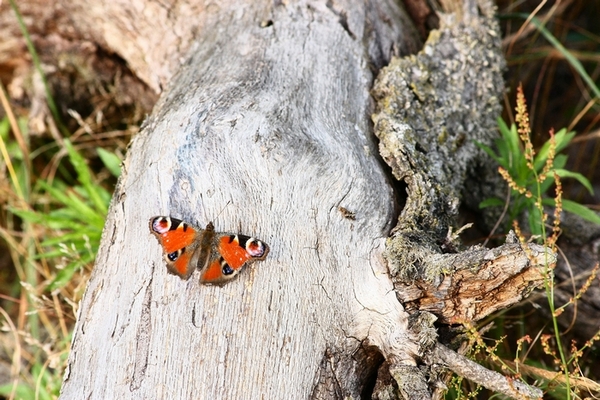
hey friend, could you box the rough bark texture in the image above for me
[371,2,554,329]
[372,5,504,268]
[395,235,554,324]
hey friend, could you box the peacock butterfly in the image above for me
[149,216,269,285]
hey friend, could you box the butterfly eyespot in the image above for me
[222,263,234,276]
[246,239,266,258]
[151,217,172,234]
[167,250,181,261]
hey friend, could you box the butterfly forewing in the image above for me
[149,216,198,279]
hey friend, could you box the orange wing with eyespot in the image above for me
[149,216,199,279]
[200,233,269,285]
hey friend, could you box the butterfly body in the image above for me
[149,216,269,285]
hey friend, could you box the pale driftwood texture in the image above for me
[59,0,426,398]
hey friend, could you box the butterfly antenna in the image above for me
[199,193,231,225]
[213,199,232,223]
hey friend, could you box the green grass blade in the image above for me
[534,128,575,171]
[552,154,567,170]
[508,13,600,99]
[34,181,104,226]
[97,147,122,178]
[554,169,594,194]
[498,118,521,170]
[41,231,101,248]
[48,255,94,290]
[64,140,108,215]
[12,209,95,232]
[479,198,505,208]
[474,141,503,165]
[0,383,35,399]
[544,199,600,225]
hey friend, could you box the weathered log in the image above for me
[1,0,558,398]
[59,0,425,398]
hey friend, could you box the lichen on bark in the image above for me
[372,11,505,284]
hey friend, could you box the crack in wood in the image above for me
[130,283,153,391]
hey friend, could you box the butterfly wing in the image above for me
[200,233,270,285]
[149,216,201,279]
